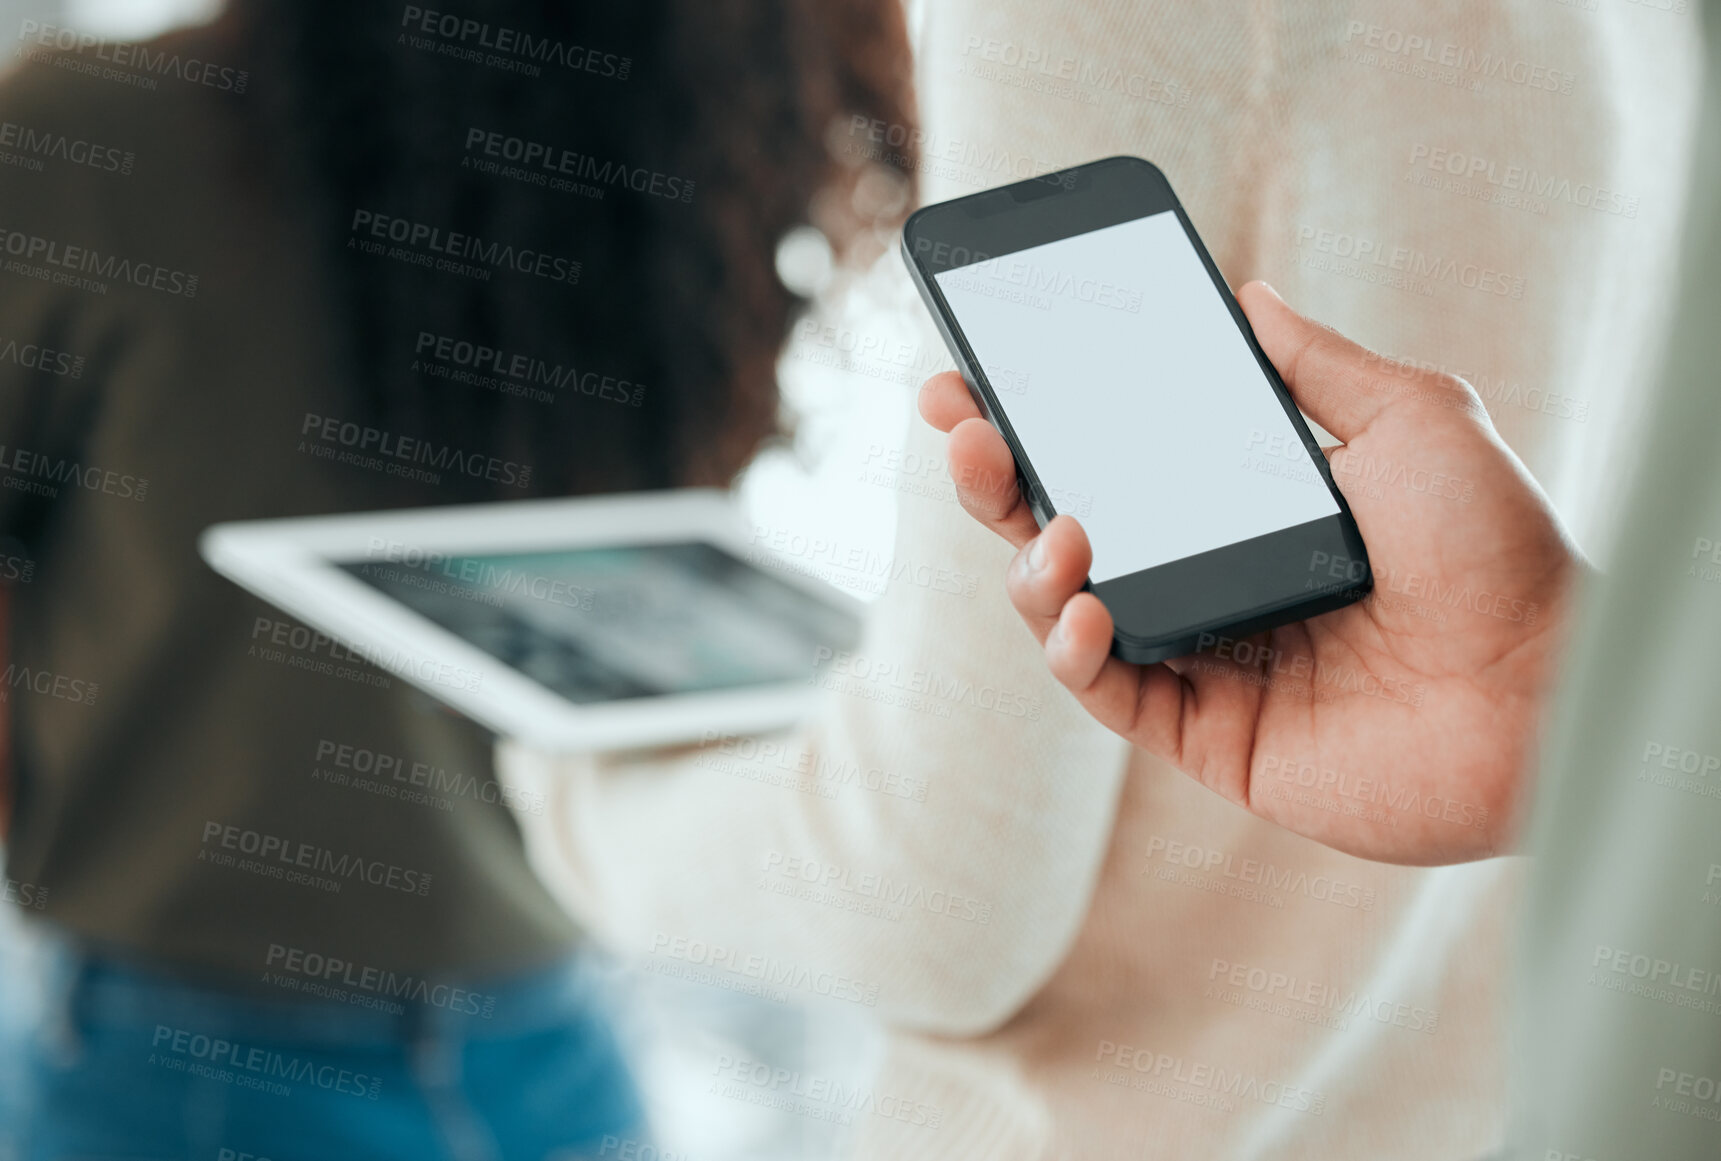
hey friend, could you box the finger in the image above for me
[947,417,1040,547]
[1043,591,1115,687]
[917,371,981,433]
[1005,515,1091,640]
[1236,281,1396,444]
[1040,594,1191,762]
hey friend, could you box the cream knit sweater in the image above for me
[499,3,1703,1157]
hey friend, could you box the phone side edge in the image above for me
[899,225,1057,530]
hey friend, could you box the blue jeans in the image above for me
[11,942,650,1161]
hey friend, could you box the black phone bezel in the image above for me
[899,155,1371,664]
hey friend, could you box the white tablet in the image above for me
[199,489,863,752]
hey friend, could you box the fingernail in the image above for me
[1026,535,1048,572]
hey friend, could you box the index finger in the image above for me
[917,371,981,433]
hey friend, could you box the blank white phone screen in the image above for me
[933,210,1339,584]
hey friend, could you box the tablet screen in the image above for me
[339,542,859,703]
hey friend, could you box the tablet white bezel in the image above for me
[199,489,857,752]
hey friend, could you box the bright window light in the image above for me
[65,0,221,40]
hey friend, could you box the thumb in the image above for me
[1236,281,1398,444]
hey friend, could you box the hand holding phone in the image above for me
[918,280,1579,866]
[903,157,1370,664]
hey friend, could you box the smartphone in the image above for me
[900,155,1370,664]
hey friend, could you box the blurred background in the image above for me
[0,2,925,1158]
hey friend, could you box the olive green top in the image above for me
[0,39,575,982]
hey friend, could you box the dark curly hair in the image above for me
[227,0,916,498]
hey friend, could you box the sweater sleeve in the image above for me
[498,369,1132,1037]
